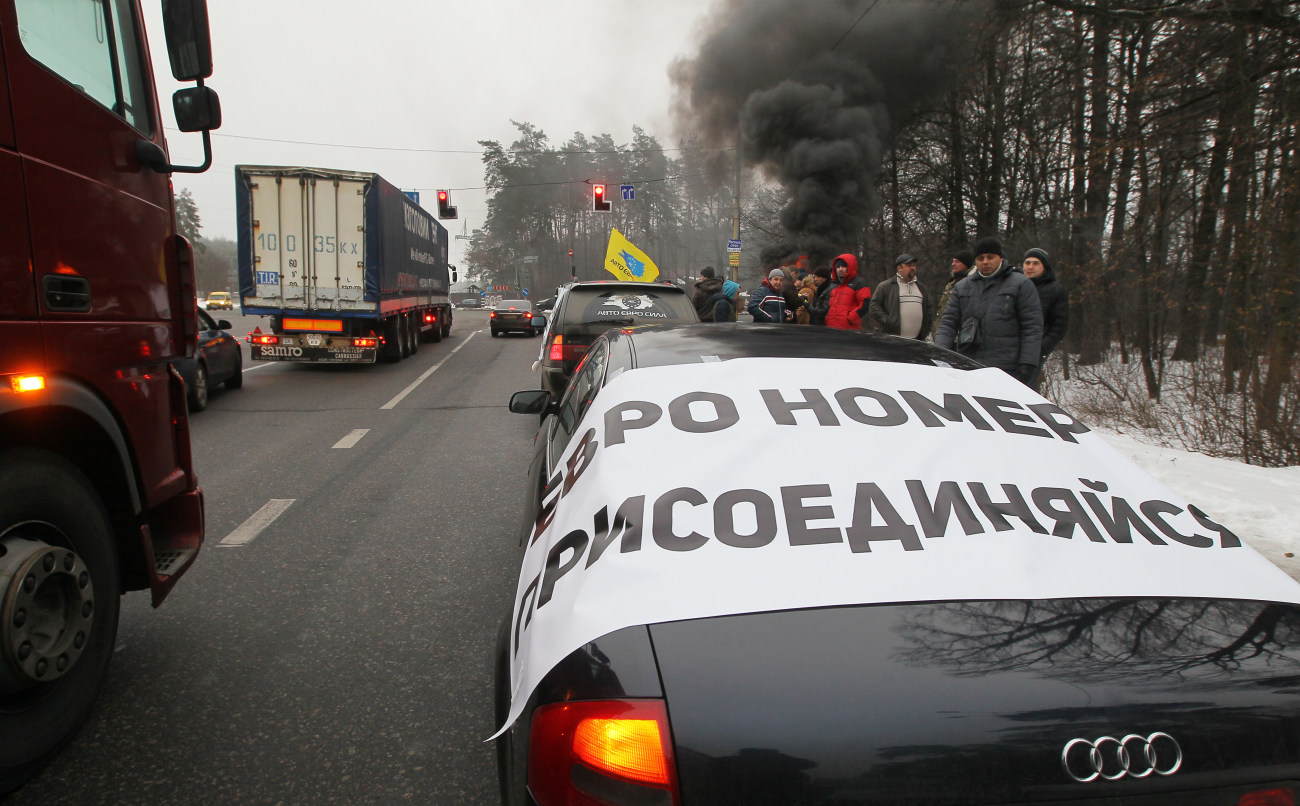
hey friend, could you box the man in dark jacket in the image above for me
[692,266,724,322]
[935,236,1043,385]
[1022,247,1069,383]
[748,269,793,323]
[868,253,933,339]
[930,250,974,340]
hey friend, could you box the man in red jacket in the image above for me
[825,253,871,330]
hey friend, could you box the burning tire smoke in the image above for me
[672,0,985,265]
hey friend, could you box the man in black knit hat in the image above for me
[935,236,1043,386]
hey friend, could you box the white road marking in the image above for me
[380,331,479,410]
[219,499,296,547]
[242,361,277,373]
[332,428,370,449]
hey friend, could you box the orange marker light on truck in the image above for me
[10,374,46,393]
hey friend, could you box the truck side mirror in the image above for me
[162,0,214,81]
[173,86,222,132]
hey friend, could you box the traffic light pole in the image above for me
[731,140,741,283]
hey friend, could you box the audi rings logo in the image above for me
[1061,733,1183,782]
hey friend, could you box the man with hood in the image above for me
[692,266,724,322]
[825,253,871,330]
[712,279,740,323]
[930,250,974,340]
[748,269,793,323]
[1022,247,1069,383]
[935,236,1043,385]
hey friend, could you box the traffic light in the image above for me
[593,184,611,212]
[437,190,457,219]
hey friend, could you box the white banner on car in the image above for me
[495,358,1300,736]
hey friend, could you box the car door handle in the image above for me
[42,274,93,312]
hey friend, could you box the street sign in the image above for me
[480,291,487,298]
[521,256,539,264]
[729,252,740,268]
[727,239,742,252]
[621,185,635,201]
[522,289,529,296]
[403,191,420,205]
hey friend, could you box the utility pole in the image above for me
[731,137,742,283]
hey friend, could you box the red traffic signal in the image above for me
[593,184,611,212]
[437,190,457,219]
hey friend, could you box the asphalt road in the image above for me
[12,309,541,805]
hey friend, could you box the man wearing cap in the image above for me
[931,250,974,340]
[691,266,724,322]
[868,254,932,340]
[935,236,1043,386]
[747,269,794,323]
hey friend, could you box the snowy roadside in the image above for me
[1097,429,1300,582]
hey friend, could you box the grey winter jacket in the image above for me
[935,262,1044,373]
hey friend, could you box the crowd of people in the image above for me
[690,235,1071,388]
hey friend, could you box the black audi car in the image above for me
[497,324,1300,806]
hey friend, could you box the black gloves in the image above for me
[1015,363,1038,384]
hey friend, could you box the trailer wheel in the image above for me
[399,316,412,359]
[408,315,419,356]
[0,449,120,794]
[430,319,443,343]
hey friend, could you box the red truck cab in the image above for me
[0,0,220,790]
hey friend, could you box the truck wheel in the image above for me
[399,317,412,359]
[408,315,419,356]
[0,449,120,793]
[441,319,451,339]
[430,319,443,343]
[188,363,209,412]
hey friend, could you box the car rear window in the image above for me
[560,286,696,329]
[497,299,531,309]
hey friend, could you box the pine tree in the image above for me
[176,188,204,252]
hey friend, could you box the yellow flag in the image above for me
[604,228,660,283]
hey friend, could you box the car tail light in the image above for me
[10,374,45,393]
[253,334,279,345]
[353,337,378,348]
[1241,790,1295,806]
[547,335,587,363]
[525,311,533,319]
[529,700,679,806]
[491,311,497,318]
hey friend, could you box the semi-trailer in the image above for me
[236,165,456,363]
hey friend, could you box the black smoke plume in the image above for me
[672,0,986,267]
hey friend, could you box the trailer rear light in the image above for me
[253,335,279,345]
[1241,789,1295,806]
[529,700,679,806]
[353,337,378,348]
[425,313,435,323]
[10,374,45,393]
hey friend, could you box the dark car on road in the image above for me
[174,308,243,411]
[497,323,1300,806]
[491,299,538,337]
[537,280,697,397]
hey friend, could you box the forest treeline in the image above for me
[465,0,1298,465]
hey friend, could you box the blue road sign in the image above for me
[727,239,742,252]
[621,184,635,201]
[402,191,420,205]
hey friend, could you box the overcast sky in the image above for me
[143,0,718,267]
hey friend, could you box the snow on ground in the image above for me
[1098,429,1300,582]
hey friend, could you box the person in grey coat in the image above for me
[935,236,1044,385]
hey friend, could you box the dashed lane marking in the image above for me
[332,429,370,449]
[219,499,296,547]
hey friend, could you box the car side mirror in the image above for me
[509,390,553,415]
[217,319,232,329]
[531,315,547,329]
